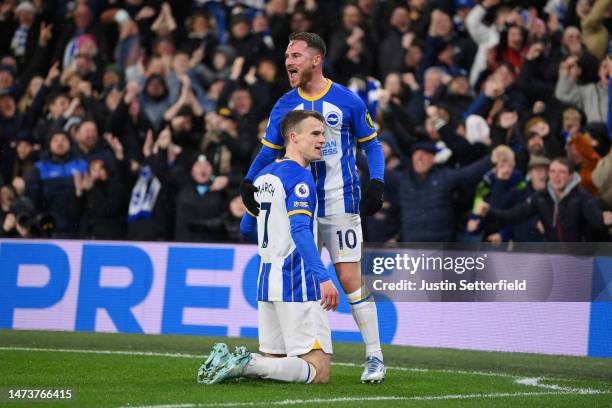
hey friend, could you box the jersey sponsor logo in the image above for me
[293,201,309,208]
[365,112,375,129]
[295,183,309,198]
[321,139,338,156]
[324,111,341,128]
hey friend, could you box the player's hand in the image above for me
[360,179,384,216]
[319,280,339,311]
[240,179,260,216]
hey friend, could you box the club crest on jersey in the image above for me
[324,111,341,128]
[295,183,309,198]
[365,112,375,129]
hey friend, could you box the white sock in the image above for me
[348,288,383,361]
[243,354,315,383]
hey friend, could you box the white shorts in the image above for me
[317,213,363,264]
[258,301,333,357]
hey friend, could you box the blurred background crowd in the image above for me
[0,0,611,243]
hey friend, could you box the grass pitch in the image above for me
[0,330,611,407]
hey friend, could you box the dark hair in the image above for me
[288,32,327,56]
[48,91,69,105]
[49,130,71,143]
[76,117,97,131]
[551,157,573,173]
[280,110,325,144]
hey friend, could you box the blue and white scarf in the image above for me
[10,26,28,57]
[128,165,161,222]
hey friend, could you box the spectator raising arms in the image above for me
[0,0,608,242]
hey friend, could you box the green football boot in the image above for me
[197,343,230,383]
[205,346,252,384]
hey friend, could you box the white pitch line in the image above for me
[0,346,202,359]
[0,346,545,380]
[121,391,610,408]
[515,377,606,394]
[1,346,609,408]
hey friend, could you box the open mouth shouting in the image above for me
[287,68,299,84]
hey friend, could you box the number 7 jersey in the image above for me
[261,79,378,217]
[253,158,320,302]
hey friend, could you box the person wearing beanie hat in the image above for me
[527,155,551,172]
[409,140,437,155]
[9,1,38,68]
[8,130,38,191]
[465,114,491,145]
[141,74,175,132]
[567,133,601,196]
[24,130,87,238]
[103,64,126,89]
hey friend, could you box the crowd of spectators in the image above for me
[0,0,611,243]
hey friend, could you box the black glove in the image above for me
[240,178,260,216]
[360,179,384,216]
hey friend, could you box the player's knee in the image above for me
[338,272,354,290]
[335,262,360,291]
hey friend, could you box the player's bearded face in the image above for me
[285,41,315,88]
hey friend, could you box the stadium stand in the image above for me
[0,0,611,242]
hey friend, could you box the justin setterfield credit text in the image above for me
[372,279,528,291]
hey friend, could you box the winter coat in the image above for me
[25,154,88,237]
[78,160,128,239]
[174,181,227,242]
[504,181,545,242]
[391,154,493,242]
[487,173,607,241]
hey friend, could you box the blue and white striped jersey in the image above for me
[253,158,321,302]
[262,79,378,217]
